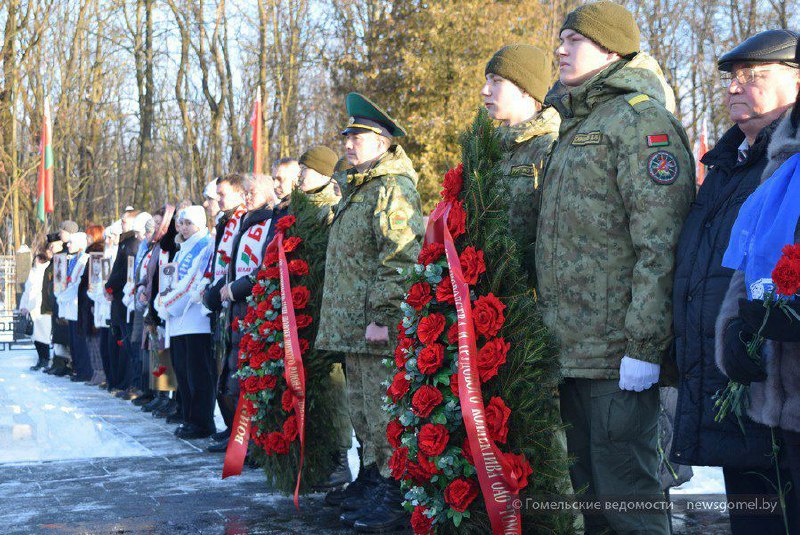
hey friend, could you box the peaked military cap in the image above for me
[341,92,407,138]
[718,29,800,72]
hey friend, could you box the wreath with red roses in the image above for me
[235,192,347,492]
[385,111,574,534]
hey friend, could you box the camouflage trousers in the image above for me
[329,362,354,451]
[345,353,392,478]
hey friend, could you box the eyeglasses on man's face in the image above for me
[721,65,797,86]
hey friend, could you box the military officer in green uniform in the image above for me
[481,43,560,279]
[535,2,694,533]
[316,93,423,533]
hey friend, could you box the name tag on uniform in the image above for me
[350,194,365,203]
[510,164,535,177]
[572,131,602,146]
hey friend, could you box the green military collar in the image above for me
[346,144,418,188]
[496,107,560,151]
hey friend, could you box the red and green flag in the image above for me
[36,97,54,223]
[250,87,262,174]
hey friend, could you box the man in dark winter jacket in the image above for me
[105,210,142,395]
[207,174,284,453]
[670,29,800,534]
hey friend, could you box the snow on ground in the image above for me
[672,465,726,495]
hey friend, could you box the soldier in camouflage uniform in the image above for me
[316,93,423,532]
[535,3,694,533]
[481,44,560,279]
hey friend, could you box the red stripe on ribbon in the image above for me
[277,231,307,511]
[426,200,522,535]
[222,390,251,479]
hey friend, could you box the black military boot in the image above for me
[339,465,382,511]
[50,357,69,376]
[142,393,167,412]
[339,470,385,527]
[314,449,353,492]
[353,477,409,533]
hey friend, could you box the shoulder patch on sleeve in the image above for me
[646,150,680,185]
[388,209,409,230]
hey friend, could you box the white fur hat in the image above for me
[177,205,206,230]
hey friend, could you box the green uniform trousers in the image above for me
[346,353,392,478]
[329,362,354,450]
[559,378,669,535]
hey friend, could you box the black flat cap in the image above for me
[718,29,799,71]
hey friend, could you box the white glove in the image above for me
[618,355,660,392]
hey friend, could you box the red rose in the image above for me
[407,454,440,484]
[295,314,312,328]
[267,343,284,360]
[436,275,455,304]
[447,200,466,239]
[417,423,449,457]
[283,236,302,252]
[411,385,443,418]
[266,431,290,455]
[258,374,278,390]
[446,322,459,345]
[389,446,409,480]
[441,163,464,201]
[477,337,510,382]
[243,375,260,394]
[485,396,511,444]
[288,259,309,276]
[417,313,446,345]
[773,243,800,296]
[291,286,310,309]
[449,372,459,397]
[418,243,445,266]
[411,506,434,535]
[502,452,533,491]
[386,418,405,449]
[281,389,295,412]
[406,282,433,310]
[276,215,296,231]
[283,415,299,441]
[472,293,506,338]
[459,246,486,285]
[387,372,410,402]
[417,343,445,375]
[444,477,479,512]
[395,337,414,369]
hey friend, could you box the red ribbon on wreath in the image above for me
[426,200,522,535]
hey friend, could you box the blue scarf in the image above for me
[722,153,800,299]
[177,234,211,279]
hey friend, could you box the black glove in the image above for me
[721,318,767,384]
[739,298,800,343]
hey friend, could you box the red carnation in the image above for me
[446,322,459,346]
[258,374,278,391]
[418,243,445,266]
[447,200,466,239]
[250,351,267,369]
[502,452,533,491]
[387,372,410,402]
[386,419,405,449]
[461,438,474,466]
[263,266,280,279]
[295,314,313,329]
[298,338,309,353]
[283,236,302,252]
[450,372,459,397]
[244,309,257,324]
[436,275,455,304]
[411,385,443,418]
[417,313,446,345]
[406,282,433,310]
[152,365,167,378]
[283,415,299,441]
[252,283,266,297]
[444,477,479,512]
[266,431,290,455]
[472,293,506,338]
[116,339,123,347]
[411,506,434,535]
[395,337,414,369]
[243,375,260,394]
[485,396,511,444]
[257,299,273,315]
[267,343,284,361]
[263,252,279,267]
[477,337,510,382]
[276,215,296,231]
[291,286,310,309]
[407,453,440,484]
[389,446,409,480]
[281,389,295,412]
[459,246,486,286]
[773,243,800,296]
[231,318,240,333]
[417,423,449,457]
[441,163,464,201]
[417,343,445,375]
[288,259,309,276]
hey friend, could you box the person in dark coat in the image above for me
[670,30,800,534]
[44,221,78,376]
[105,211,142,394]
[78,226,106,385]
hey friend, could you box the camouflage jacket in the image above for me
[496,106,560,280]
[305,179,342,225]
[535,53,695,379]
[316,145,424,357]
